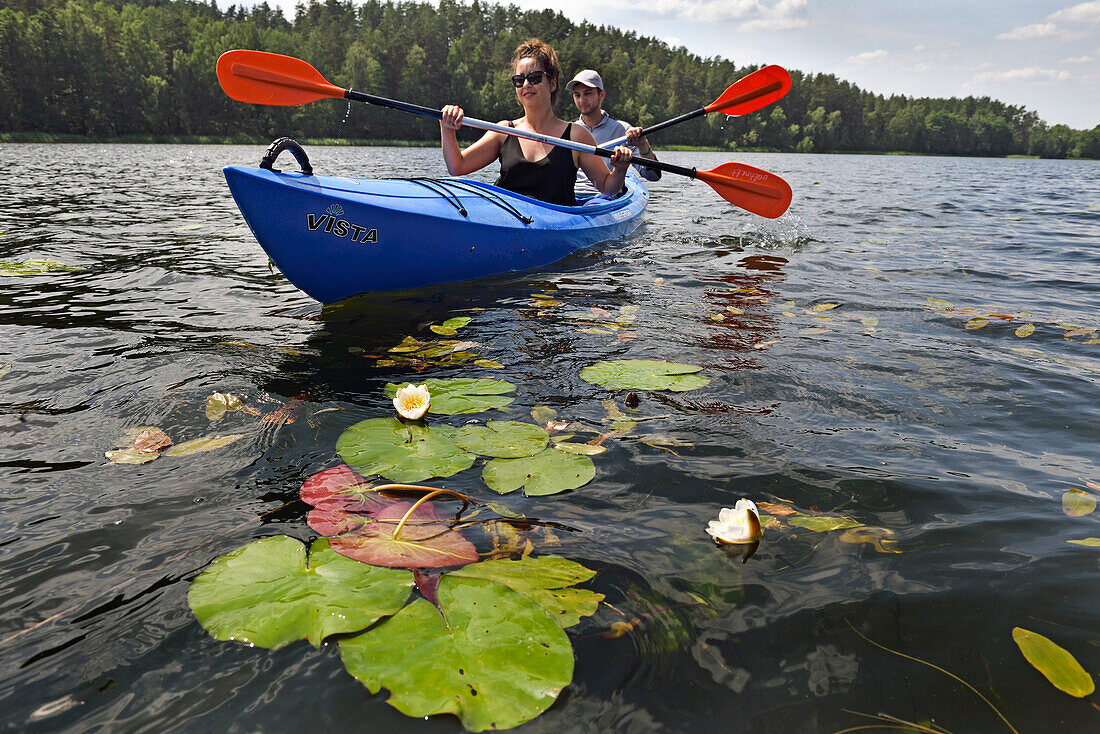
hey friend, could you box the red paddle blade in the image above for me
[216,50,346,106]
[704,65,792,116]
[696,162,793,219]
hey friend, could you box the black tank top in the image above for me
[495,122,578,206]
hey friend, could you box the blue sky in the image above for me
[249,0,1100,129]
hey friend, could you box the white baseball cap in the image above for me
[566,70,605,92]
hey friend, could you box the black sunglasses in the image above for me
[511,70,549,88]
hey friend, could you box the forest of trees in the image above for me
[1,0,1098,158]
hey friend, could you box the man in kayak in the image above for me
[439,39,635,207]
[567,69,661,201]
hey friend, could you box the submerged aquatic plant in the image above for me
[706,500,763,545]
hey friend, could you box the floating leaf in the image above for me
[0,258,81,276]
[1062,489,1097,517]
[1012,627,1095,698]
[861,317,879,326]
[757,501,797,517]
[580,359,709,392]
[205,392,243,421]
[429,316,472,336]
[1015,323,1035,338]
[965,317,989,330]
[453,421,548,458]
[789,515,863,532]
[839,527,901,553]
[162,434,245,456]
[299,464,394,513]
[473,359,503,369]
[552,442,607,456]
[384,378,515,415]
[450,556,603,628]
[813,303,839,311]
[0,363,10,379]
[189,537,412,650]
[339,574,573,732]
[337,417,476,482]
[483,449,596,496]
[329,501,478,569]
[1068,538,1100,547]
[105,448,158,464]
[530,406,557,425]
[133,427,172,453]
[309,504,378,536]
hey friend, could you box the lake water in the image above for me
[1,143,1098,733]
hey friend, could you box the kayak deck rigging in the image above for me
[400,177,533,223]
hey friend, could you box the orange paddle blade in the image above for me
[216,50,346,106]
[704,65,792,116]
[696,162,793,219]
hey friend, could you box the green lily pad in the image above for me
[384,378,516,415]
[1012,627,1095,697]
[788,515,864,532]
[450,555,603,628]
[580,359,709,392]
[337,417,476,482]
[0,258,81,276]
[453,420,548,458]
[188,537,413,650]
[328,501,479,569]
[483,448,596,496]
[339,574,573,732]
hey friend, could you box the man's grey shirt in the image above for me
[573,112,661,199]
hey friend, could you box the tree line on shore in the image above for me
[1,0,1098,158]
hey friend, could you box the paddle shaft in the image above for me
[599,80,785,148]
[344,89,697,179]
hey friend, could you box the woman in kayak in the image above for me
[439,38,634,206]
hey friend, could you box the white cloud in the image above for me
[596,0,806,27]
[1049,0,1100,25]
[974,67,1074,83]
[997,22,1059,40]
[913,44,926,52]
[1062,55,1096,63]
[739,0,809,31]
[998,2,1100,41]
[846,49,888,64]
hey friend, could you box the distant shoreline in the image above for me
[0,133,1067,159]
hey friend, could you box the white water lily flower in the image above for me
[706,499,763,545]
[393,383,431,420]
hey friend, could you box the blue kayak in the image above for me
[223,164,648,304]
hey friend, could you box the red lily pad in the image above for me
[308,505,376,537]
[299,464,397,513]
[329,502,478,569]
